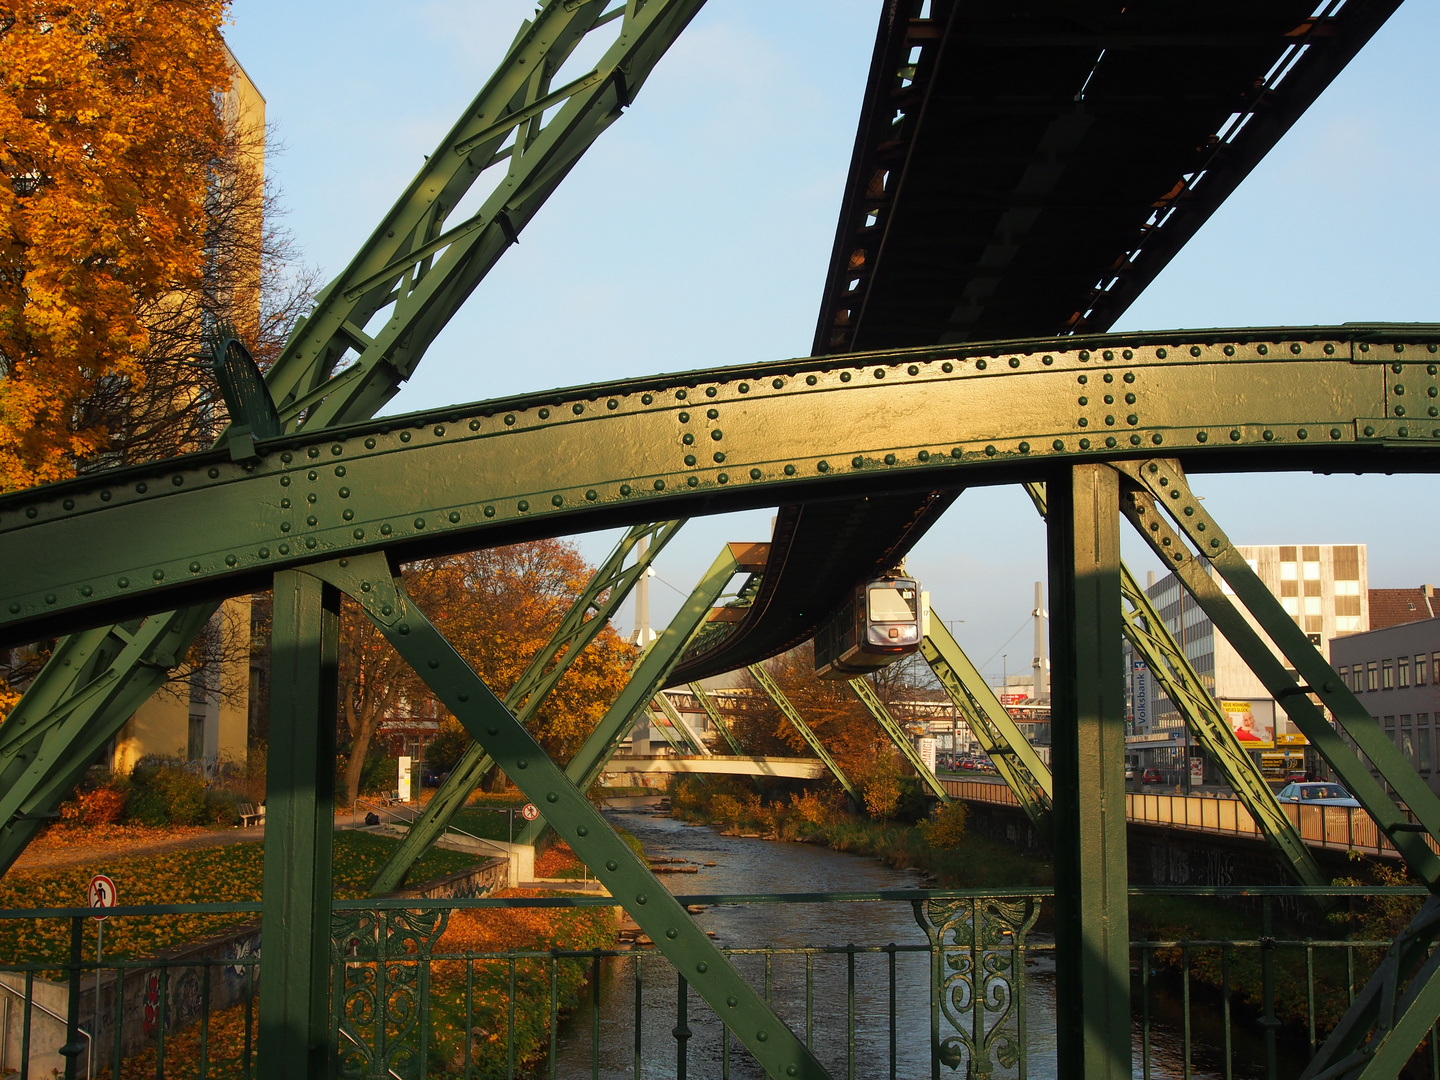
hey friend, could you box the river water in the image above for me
[548,807,1265,1080]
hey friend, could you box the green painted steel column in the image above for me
[257,570,339,1080]
[848,678,950,803]
[1047,464,1130,1080]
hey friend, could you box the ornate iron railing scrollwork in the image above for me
[913,896,1042,1077]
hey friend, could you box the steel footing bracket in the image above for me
[313,553,831,1080]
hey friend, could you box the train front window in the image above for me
[868,586,916,622]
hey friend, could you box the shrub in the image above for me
[57,782,128,826]
[919,801,969,849]
[895,777,934,824]
[205,787,244,827]
[126,756,208,826]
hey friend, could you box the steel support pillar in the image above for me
[745,663,862,808]
[921,614,1051,825]
[313,554,830,1080]
[689,683,745,755]
[257,570,339,1079]
[368,519,681,894]
[653,692,711,755]
[848,678,950,803]
[1047,464,1130,1080]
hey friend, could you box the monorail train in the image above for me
[814,574,928,679]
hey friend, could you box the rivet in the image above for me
[517,500,529,512]
[1197,431,1208,442]
[434,424,446,436]
[1079,438,1091,449]
[621,484,633,495]
[1053,440,1064,451]
[552,495,564,507]
[884,454,896,465]
[1078,418,1089,427]
[918,450,930,461]
[101,490,111,501]
[706,387,718,397]
[1364,425,1376,437]
[1156,348,1167,359]
[679,412,690,425]
[806,375,818,385]
[332,444,343,456]
[571,403,584,415]
[82,585,93,596]
[1297,429,1308,440]
[586,489,598,501]
[118,577,130,588]
[713,452,726,463]
[1103,350,1114,362]
[1127,415,1138,425]
[750,469,762,480]
[727,997,738,1008]
[576,824,587,835]
[1152,433,1164,445]
[1078,351,1090,362]
[1078,375,1088,384]
[642,394,654,405]
[976,359,987,370]
[756,1031,768,1042]
[606,860,617,871]
[1125,394,1136,405]
[1289,342,1302,354]
[1223,345,1235,357]
[1079,396,1089,406]
[852,456,864,468]
[696,962,708,974]
[45,593,56,604]
[683,434,694,446]
[1130,434,1141,445]
[785,464,798,476]
[1396,383,1407,394]
[1257,344,1269,355]
[485,505,496,516]
[306,538,317,548]
[339,487,350,498]
[401,431,411,442]
[1230,429,1241,441]
[636,894,647,905]
[335,465,346,478]
[1019,442,1030,453]
[308,470,317,481]
[654,479,666,490]
[1324,343,1336,355]
[62,498,74,510]
[1330,428,1342,440]
[676,389,687,400]
[908,365,920,375]
[707,408,719,420]
[1190,345,1201,357]
[687,476,699,487]
[943,362,955,372]
[1105,436,1117,448]
[718,473,729,483]
[504,414,516,425]
[7,603,16,614]
[985,445,997,456]
[1211,539,1221,548]
[449,511,460,523]
[1008,357,1020,368]
[136,482,148,494]
[773,378,784,389]
[469,420,480,430]
[951,447,962,458]
[739,383,750,393]
[817,461,830,472]
[225,556,237,567]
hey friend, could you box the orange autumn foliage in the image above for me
[0,1,230,491]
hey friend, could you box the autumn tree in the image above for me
[334,540,635,806]
[0,1,232,490]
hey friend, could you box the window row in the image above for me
[1381,713,1435,772]
[1341,654,1439,692]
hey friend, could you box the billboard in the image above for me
[1221,699,1276,749]
[1132,661,1148,728]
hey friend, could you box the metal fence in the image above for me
[0,887,1431,1080]
[942,777,1440,859]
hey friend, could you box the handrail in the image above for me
[0,977,90,1078]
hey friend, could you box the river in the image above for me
[546,807,1276,1080]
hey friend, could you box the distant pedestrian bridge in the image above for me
[604,754,827,779]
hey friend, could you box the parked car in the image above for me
[1141,768,1163,785]
[421,767,449,788]
[1276,782,1360,808]
[1124,765,1135,781]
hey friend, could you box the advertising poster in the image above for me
[919,737,938,775]
[1190,757,1205,785]
[398,755,413,801]
[1221,700,1275,749]
[1133,661,1148,728]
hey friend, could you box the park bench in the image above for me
[237,803,262,828]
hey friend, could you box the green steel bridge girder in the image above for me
[847,677,951,804]
[688,682,746,756]
[920,615,1053,828]
[0,0,708,879]
[310,554,831,1080]
[6,327,1437,647]
[1116,459,1440,889]
[515,542,752,846]
[652,691,711,755]
[745,663,862,808]
[367,519,682,896]
[1025,480,1326,891]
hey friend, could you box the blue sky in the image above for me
[227,1,1440,679]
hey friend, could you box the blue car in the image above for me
[1276,782,1361,808]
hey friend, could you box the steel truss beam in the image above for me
[1114,459,1440,886]
[921,614,1052,827]
[847,677,950,804]
[689,682,745,755]
[368,519,681,895]
[266,0,706,431]
[516,543,760,846]
[10,328,1436,646]
[311,553,830,1080]
[652,692,711,755]
[1026,481,1324,889]
[745,663,862,808]
[0,0,704,877]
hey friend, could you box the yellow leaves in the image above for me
[0,0,230,491]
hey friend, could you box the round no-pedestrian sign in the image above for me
[520,803,539,821]
[88,875,117,921]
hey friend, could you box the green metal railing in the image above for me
[0,887,1434,1079]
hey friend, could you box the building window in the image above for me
[1336,579,1361,596]
[1280,561,1298,581]
[1385,716,1396,737]
[1303,560,1321,581]
[1400,657,1411,688]
[1339,665,1349,689]
[1368,662,1380,691]
[1402,715,1415,761]
[1421,714,1433,773]
[1282,596,1300,616]
[1418,655,1429,686]
[1383,660,1395,690]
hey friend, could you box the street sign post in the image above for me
[88,874,116,920]
[520,803,539,822]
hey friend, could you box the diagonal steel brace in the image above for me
[745,663,862,808]
[848,677,951,803]
[312,552,832,1080]
[368,519,682,894]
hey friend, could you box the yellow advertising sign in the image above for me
[1221,699,1275,749]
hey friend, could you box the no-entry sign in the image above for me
[88,874,117,921]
